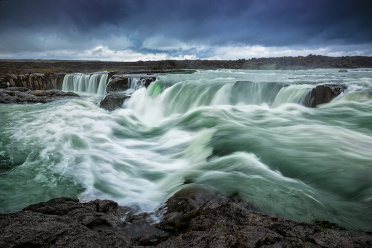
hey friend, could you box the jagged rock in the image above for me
[1,73,66,90]
[152,187,372,247]
[99,92,130,111]
[303,84,347,107]
[0,198,130,248]
[1,189,371,247]
[100,75,157,111]
[0,87,79,104]
[106,75,156,92]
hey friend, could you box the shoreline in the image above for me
[1,187,371,247]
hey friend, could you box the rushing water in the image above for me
[62,73,108,95]
[1,69,372,231]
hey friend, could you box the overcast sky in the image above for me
[0,0,371,61]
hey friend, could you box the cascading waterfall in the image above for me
[128,80,320,120]
[272,84,314,107]
[2,69,372,231]
[62,73,109,95]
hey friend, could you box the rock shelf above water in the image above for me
[0,188,371,247]
[0,87,79,104]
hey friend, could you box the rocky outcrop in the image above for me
[0,87,79,104]
[100,75,157,111]
[0,198,131,248]
[303,84,347,107]
[0,73,65,90]
[1,188,371,247]
[106,75,156,92]
[99,92,131,111]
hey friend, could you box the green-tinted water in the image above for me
[1,69,372,230]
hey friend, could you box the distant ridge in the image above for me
[1,55,372,74]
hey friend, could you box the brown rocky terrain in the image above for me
[1,55,372,75]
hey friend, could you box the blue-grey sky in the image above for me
[0,0,371,61]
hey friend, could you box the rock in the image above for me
[1,191,371,247]
[151,187,372,247]
[106,75,156,92]
[99,92,130,111]
[1,73,66,90]
[303,84,347,107]
[0,198,130,248]
[339,69,348,72]
[0,87,79,104]
[100,75,157,111]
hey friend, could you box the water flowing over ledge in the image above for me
[62,73,109,95]
[1,69,372,233]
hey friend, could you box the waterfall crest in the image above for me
[62,73,109,95]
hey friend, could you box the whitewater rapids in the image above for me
[0,69,371,231]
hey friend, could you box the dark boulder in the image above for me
[106,75,156,92]
[100,75,157,111]
[339,69,348,72]
[99,92,130,111]
[303,84,347,107]
[0,87,79,104]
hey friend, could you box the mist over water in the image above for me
[1,69,372,230]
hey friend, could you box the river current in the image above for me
[1,69,372,230]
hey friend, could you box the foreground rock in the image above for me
[1,187,371,247]
[303,84,347,107]
[0,87,79,104]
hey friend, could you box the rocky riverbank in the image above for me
[1,187,371,248]
[0,87,79,104]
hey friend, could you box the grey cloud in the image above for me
[0,0,371,59]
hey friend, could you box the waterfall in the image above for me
[97,74,108,95]
[126,78,148,93]
[128,80,319,121]
[272,85,313,107]
[62,73,109,95]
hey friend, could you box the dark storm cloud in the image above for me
[0,0,371,59]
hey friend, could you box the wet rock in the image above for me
[99,92,131,111]
[1,191,371,247]
[106,75,156,92]
[150,187,372,247]
[100,75,157,111]
[339,69,348,72]
[303,84,347,107]
[0,87,79,104]
[0,198,130,248]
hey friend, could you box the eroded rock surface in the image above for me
[100,74,157,111]
[99,92,131,111]
[106,75,156,92]
[0,87,79,104]
[303,84,347,107]
[0,73,65,90]
[1,187,371,247]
